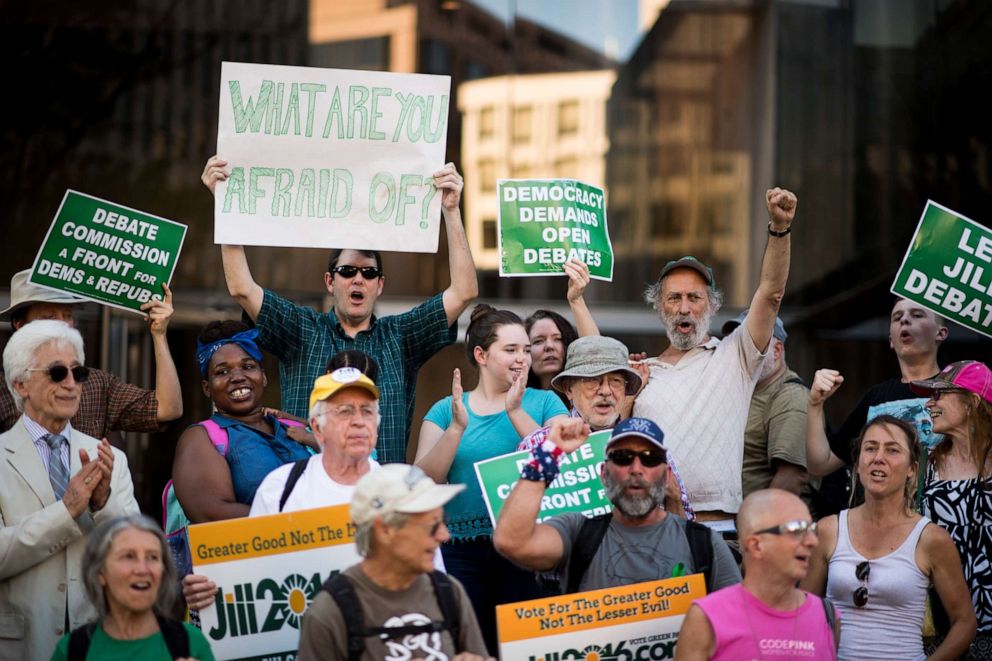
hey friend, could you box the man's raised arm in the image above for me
[434,163,479,326]
[492,418,589,571]
[202,155,264,320]
[745,187,797,353]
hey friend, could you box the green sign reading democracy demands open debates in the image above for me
[216,62,450,252]
[29,190,186,313]
[892,200,992,339]
[498,178,614,281]
[475,430,612,526]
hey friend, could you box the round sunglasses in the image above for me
[27,364,90,383]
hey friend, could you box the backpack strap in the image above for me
[200,418,229,455]
[820,596,838,650]
[428,570,461,649]
[324,573,370,661]
[566,513,613,594]
[783,376,806,387]
[684,520,715,592]
[278,459,310,512]
[324,572,463,660]
[67,622,98,661]
[155,615,191,659]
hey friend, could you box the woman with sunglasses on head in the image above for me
[415,303,569,656]
[525,259,600,406]
[172,320,312,524]
[910,360,992,658]
[802,415,975,660]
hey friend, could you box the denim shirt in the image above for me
[209,413,312,506]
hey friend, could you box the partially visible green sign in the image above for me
[892,200,992,339]
[474,430,612,526]
[498,179,613,281]
[30,190,187,313]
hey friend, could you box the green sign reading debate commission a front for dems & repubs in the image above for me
[30,190,187,313]
[892,200,992,339]
[498,178,614,281]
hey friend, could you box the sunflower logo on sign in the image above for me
[267,573,321,630]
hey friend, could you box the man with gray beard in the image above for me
[631,188,798,523]
[494,417,740,593]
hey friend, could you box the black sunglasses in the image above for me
[332,265,382,280]
[28,364,90,383]
[853,560,870,608]
[606,448,667,468]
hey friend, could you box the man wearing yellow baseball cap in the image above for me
[184,366,396,611]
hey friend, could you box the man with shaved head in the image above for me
[676,490,839,660]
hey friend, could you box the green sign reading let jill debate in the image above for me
[30,190,187,313]
[498,179,614,281]
[892,200,992,339]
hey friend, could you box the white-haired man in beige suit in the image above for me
[0,320,138,661]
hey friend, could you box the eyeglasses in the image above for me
[408,518,448,537]
[575,375,628,392]
[324,404,378,421]
[754,519,818,540]
[27,364,90,383]
[930,388,966,402]
[606,448,667,468]
[853,560,870,607]
[331,265,382,280]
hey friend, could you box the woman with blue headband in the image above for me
[171,320,311,522]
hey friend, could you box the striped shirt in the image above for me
[23,414,73,474]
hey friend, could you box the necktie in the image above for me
[45,433,70,500]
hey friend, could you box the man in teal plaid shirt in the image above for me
[201,157,478,464]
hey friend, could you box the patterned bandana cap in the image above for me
[910,360,992,404]
[195,328,263,376]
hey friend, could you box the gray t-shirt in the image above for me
[546,513,742,593]
[297,565,488,661]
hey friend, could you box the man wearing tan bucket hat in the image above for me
[0,268,182,438]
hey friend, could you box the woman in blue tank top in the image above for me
[802,414,975,660]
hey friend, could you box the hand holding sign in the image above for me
[548,417,591,455]
[433,162,463,212]
[201,155,228,195]
[766,187,798,230]
[140,282,173,336]
[809,369,844,406]
[564,258,591,303]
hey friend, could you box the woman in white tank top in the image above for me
[801,414,975,660]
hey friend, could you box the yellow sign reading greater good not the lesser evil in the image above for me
[189,505,359,661]
[497,574,704,661]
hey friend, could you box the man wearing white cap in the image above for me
[0,269,182,438]
[298,464,491,661]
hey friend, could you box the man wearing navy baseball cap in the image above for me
[494,417,740,594]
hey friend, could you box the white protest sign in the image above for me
[189,505,360,661]
[215,62,450,252]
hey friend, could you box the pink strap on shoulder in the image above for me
[278,417,305,428]
[200,419,229,455]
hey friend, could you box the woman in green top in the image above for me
[51,514,214,661]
